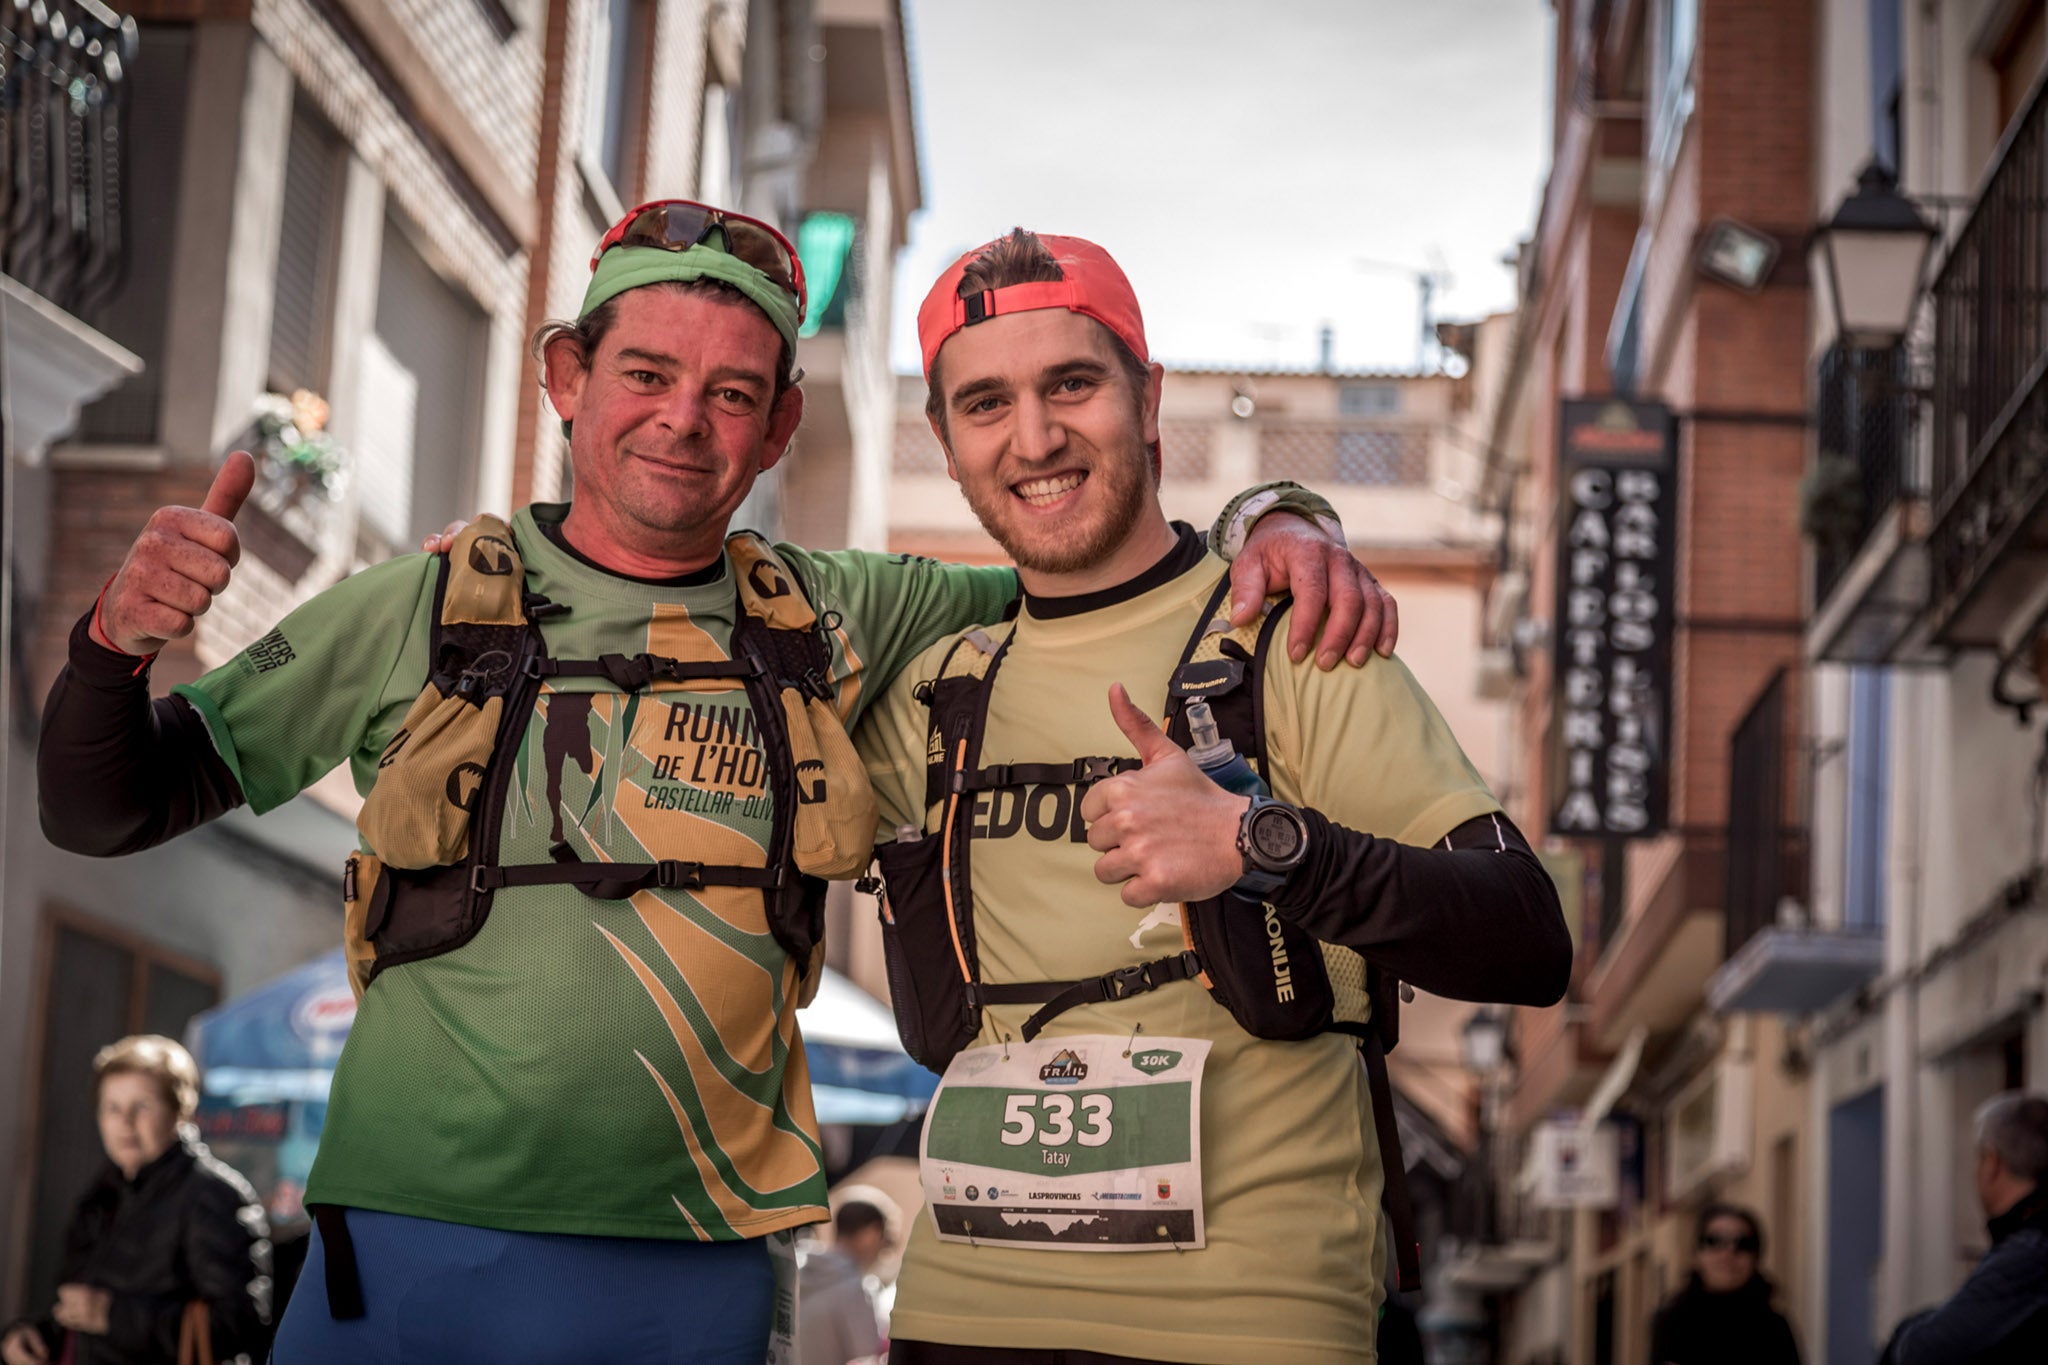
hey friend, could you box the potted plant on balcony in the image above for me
[1799,450,1864,557]
[239,389,346,581]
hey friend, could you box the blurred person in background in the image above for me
[1648,1203,1800,1365]
[799,1192,899,1365]
[1881,1091,2048,1365]
[0,1036,270,1365]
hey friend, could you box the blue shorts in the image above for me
[271,1208,773,1364]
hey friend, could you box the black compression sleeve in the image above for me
[37,609,245,855]
[1269,808,1571,1006]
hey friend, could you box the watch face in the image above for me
[1249,807,1303,863]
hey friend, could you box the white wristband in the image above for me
[1221,489,1284,560]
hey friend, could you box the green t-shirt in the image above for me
[176,505,1018,1238]
[855,546,1499,1364]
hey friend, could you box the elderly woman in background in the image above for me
[0,1036,270,1365]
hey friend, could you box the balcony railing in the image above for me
[1258,422,1430,486]
[1812,343,1916,606]
[1928,72,2048,643]
[1724,668,1807,961]
[1,1,137,315]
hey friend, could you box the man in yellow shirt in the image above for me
[856,230,1572,1364]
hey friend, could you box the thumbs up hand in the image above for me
[1079,684,1251,908]
[93,451,256,657]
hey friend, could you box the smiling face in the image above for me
[97,1071,180,1180]
[929,308,1172,594]
[547,285,803,575]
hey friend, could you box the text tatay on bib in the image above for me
[919,1035,1210,1251]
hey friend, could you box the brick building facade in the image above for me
[1465,3,1821,1361]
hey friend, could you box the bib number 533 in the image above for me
[998,1093,1113,1148]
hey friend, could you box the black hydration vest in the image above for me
[866,573,1422,1290]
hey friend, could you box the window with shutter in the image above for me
[268,105,345,396]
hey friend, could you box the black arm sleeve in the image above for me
[37,609,245,856]
[1269,807,1571,1006]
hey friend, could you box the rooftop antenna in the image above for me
[1355,254,1454,372]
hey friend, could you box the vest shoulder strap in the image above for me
[918,624,1016,812]
[726,530,820,631]
[1163,572,1289,778]
[726,531,839,704]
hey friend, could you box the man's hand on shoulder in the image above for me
[93,452,255,657]
[420,515,498,555]
[1080,684,1249,908]
[1232,514,1397,668]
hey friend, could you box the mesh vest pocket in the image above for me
[357,687,505,868]
[873,832,977,1072]
[1185,892,1335,1040]
[781,691,881,880]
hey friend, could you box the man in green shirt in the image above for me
[39,199,1393,1364]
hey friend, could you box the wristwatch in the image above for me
[1234,796,1310,898]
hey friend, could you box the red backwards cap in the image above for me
[917,234,1149,379]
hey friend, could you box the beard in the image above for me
[957,433,1157,576]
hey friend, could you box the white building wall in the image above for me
[1807,0,2048,1352]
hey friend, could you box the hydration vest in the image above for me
[340,516,878,999]
[866,571,1421,1290]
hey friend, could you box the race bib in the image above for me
[919,1034,1209,1251]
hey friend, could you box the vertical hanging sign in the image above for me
[1550,399,1678,838]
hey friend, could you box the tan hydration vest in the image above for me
[342,516,877,999]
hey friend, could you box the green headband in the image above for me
[578,243,802,358]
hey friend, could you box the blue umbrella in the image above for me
[188,949,355,1104]
[188,950,934,1123]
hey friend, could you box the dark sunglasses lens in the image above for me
[621,204,716,252]
[1701,1234,1758,1252]
[720,223,798,291]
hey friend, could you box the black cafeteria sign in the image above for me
[1550,399,1677,839]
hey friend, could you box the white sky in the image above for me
[887,0,1556,376]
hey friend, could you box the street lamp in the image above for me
[1460,1007,1510,1076]
[1812,162,1939,350]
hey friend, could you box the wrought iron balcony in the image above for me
[1722,668,1806,963]
[1807,343,1931,661]
[1927,73,2048,646]
[1,0,137,316]
[1708,667,1881,1014]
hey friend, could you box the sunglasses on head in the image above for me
[1700,1232,1760,1253]
[591,199,808,322]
